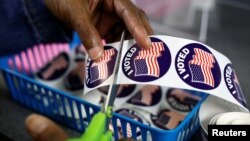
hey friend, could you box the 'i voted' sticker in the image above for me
[166,89,202,112]
[37,52,70,81]
[122,37,171,82]
[224,64,246,107]
[85,46,118,88]
[175,43,221,90]
[151,109,185,130]
[127,85,162,106]
[98,84,136,98]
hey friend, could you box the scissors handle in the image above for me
[67,112,112,141]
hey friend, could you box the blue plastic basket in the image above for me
[0,38,207,141]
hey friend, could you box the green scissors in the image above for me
[68,31,126,141]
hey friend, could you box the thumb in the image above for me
[25,114,68,141]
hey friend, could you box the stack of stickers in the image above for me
[35,44,85,90]
[33,44,102,118]
[97,84,205,139]
[209,112,250,125]
[34,44,101,101]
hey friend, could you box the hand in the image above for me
[44,0,153,60]
[26,114,134,141]
[26,114,68,141]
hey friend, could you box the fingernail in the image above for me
[88,47,104,61]
[145,37,152,49]
[26,114,48,138]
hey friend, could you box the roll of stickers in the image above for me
[83,35,249,134]
[164,88,204,114]
[210,112,250,125]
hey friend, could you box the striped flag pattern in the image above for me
[233,74,245,101]
[90,48,115,83]
[134,42,165,77]
[131,85,159,105]
[8,43,69,74]
[108,110,142,138]
[161,111,185,129]
[189,48,215,87]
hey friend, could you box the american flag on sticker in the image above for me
[189,48,215,87]
[90,48,115,83]
[233,74,245,102]
[157,110,185,129]
[134,42,165,77]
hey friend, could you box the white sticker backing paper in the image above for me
[84,35,249,133]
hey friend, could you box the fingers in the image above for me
[68,0,104,60]
[138,9,154,35]
[114,0,152,49]
[25,114,68,141]
[73,18,104,61]
[45,0,104,60]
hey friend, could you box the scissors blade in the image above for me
[102,31,126,113]
[101,31,126,132]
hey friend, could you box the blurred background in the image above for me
[0,0,250,140]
